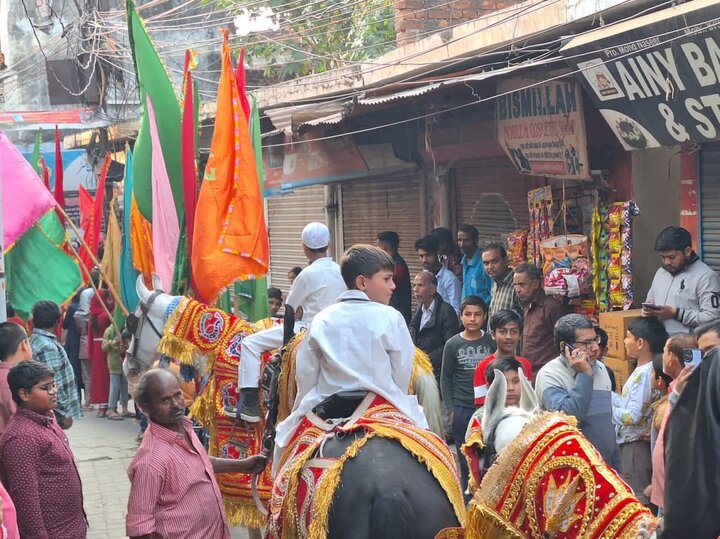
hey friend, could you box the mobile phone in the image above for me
[682,348,702,367]
[641,302,661,310]
[564,342,577,357]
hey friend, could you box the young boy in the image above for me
[102,326,131,420]
[0,322,33,438]
[441,295,496,495]
[613,317,668,505]
[594,326,617,392]
[473,310,532,407]
[273,244,428,471]
[0,361,87,538]
[268,287,283,318]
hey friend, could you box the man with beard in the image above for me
[126,369,266,539]
[644,226,720,333]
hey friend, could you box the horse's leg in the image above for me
[325,437,459,539]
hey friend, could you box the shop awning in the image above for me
[296,57,565,134]
[560,0,720,150]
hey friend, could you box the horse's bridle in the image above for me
[126,290,165,363]
[478,410,515,476]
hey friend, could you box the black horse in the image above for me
[258,306,461,539]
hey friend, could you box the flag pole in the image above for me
[54,203,130,316]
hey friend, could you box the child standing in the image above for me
[613,317,668,504]
[273,245,428,471]
[441,295,496,495]
[102,325,131,420]
[473,310,532,407]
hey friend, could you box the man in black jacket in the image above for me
[410,271,460,383]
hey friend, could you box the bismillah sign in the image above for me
[496,77,590,180]
[561,0,720,150]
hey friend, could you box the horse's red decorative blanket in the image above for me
[159,297,275,528]
[267,393,466,539]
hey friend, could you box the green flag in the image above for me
[30,128,42,177]
[127,0,184,222]
[6,219,82,320]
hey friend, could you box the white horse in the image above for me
[127,274,445,437]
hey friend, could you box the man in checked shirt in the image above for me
[126,368,266,539]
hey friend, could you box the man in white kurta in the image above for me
[238,222,347,421]
[273,289,429,472]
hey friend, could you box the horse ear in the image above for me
[482,369,507,443]
[136,275,150,302]
[518,369,539,412]
[151,273,164,292]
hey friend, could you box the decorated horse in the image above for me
[435,370,657,539]
[127,274,455,535]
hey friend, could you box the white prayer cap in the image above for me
[301,222,330,249]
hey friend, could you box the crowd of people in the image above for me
[1,221,719,537]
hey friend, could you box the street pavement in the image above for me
[67,407,251,539]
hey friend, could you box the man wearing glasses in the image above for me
[0,361,87,538]
[534,314,621,470]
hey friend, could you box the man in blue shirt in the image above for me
[457,224,493,304]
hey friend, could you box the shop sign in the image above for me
[496,78,591,180]
[262,134,368,195]
[561,2,720,150]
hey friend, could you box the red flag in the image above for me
[79,154,110,276]
[54,126,65,225]
[235,48,251,124]
[182,49,198,282]
[78,185,93,232]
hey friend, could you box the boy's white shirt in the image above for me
[273,289,428,471]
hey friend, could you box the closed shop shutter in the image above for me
[454,158,532,245]
[267,185,326,296]
[700,143,720,271]
[341,174,424,282]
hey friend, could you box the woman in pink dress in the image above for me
[89,289,114,417]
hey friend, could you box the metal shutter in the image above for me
[700,143,720,271]
[341,174,424,282]
[267,185,327,296]
[454,158,532,245]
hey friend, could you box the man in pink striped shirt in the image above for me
[126,369,266,539]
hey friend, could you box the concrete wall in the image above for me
[631,147,682,303]
[394,0,522,46]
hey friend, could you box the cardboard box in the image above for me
[602,355,634,392]
[599,309,643,360]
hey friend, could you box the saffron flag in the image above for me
[120,149,140,312]
[147,95,179,291]
[127,0,183,222]
[130,195,155,282]
[54,126,65,226]
[0,131,56,250]
[191,32,269,302]
[100,194,122,297]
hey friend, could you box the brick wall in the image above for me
[394,0,521,47]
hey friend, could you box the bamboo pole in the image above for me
[65,238,123,336]
[54,203,130,317]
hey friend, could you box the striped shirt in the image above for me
[29,329,82,420]
[126,418,229,539]
[488,270,523,322]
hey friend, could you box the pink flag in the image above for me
[147,96,179,290]
[0,130,56,251]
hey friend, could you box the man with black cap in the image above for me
[238,222,346,422]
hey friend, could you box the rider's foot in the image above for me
[239,388,261,423]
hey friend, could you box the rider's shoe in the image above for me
[239,388,261,423]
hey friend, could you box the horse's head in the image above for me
[478,369,539,476]
[125,274,176,376]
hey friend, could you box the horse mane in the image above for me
[413,370,444,437]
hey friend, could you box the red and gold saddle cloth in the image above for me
[461,412,655,539]
[268,393,466,539]
[159,297,274,528]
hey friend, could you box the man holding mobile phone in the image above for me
[535,314,620,470]
[644,226,720,333]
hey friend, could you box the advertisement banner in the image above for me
[496,77,590,180]
[561,1,720,150]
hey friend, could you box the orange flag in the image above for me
[191,30,269,302]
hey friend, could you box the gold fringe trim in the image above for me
[409,348,434,391]
[157,333,197,366]
[277,333,304,423]
[223,496,266,529]
[465,500,524,539]
[308,432,376,539]
[434,527,465,539]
